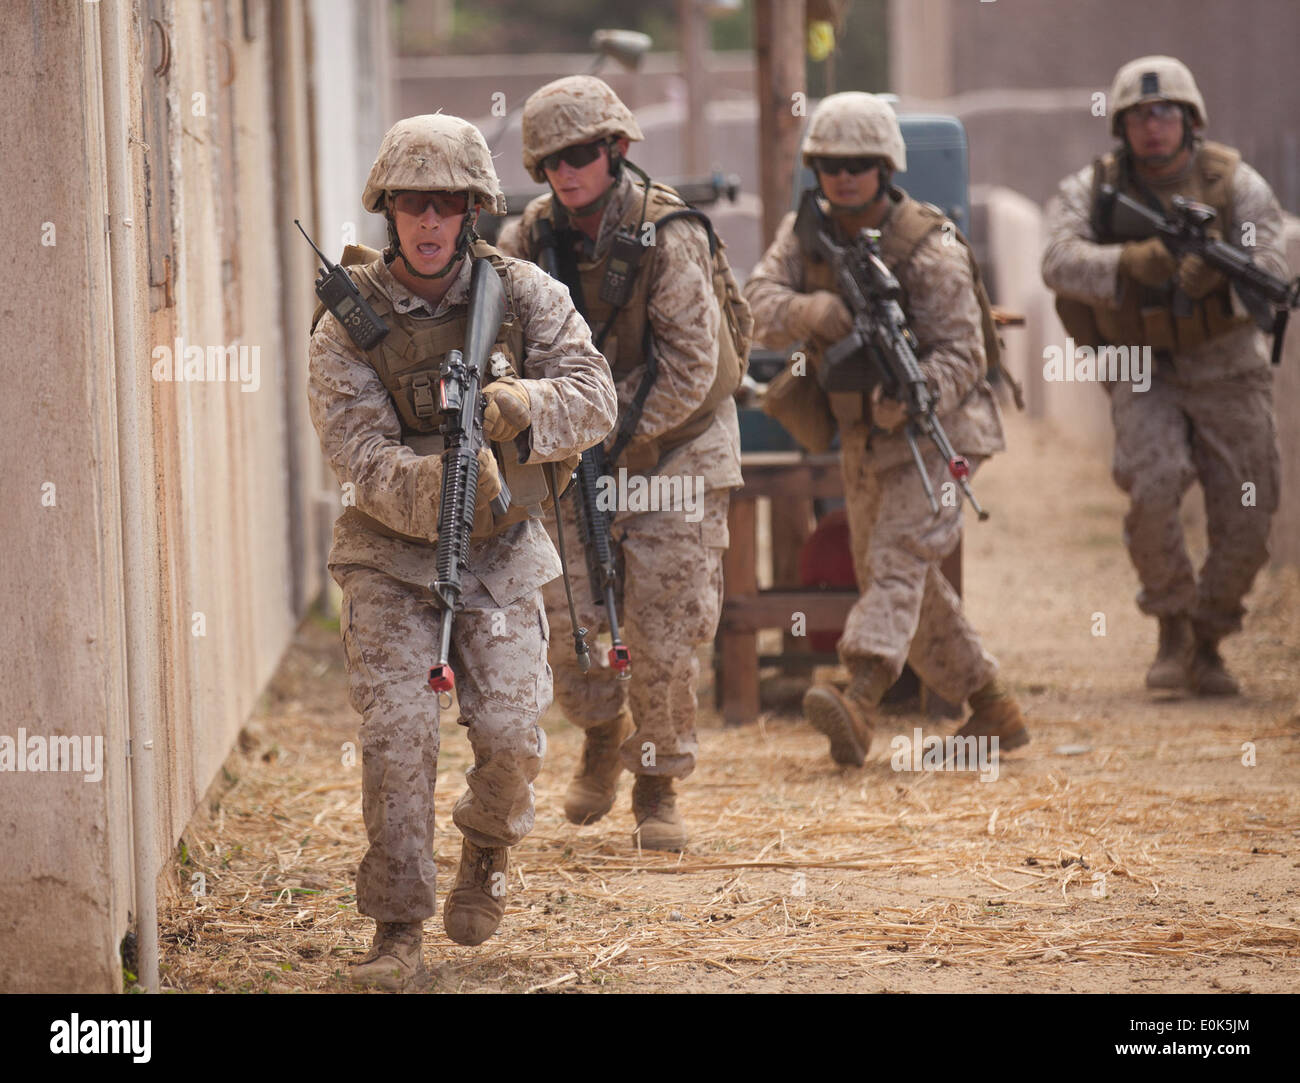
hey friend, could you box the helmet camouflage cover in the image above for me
[520,75,644,182]
[1109,55,1207,136]
[362,114,507,216]
[802,91,907,173]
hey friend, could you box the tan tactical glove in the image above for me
[787,290,853,342]
[869,385,908,433]
[1118,237,1177,287]
[1177,253,1226,300]
[614,433,660,474]
[482,377,531,442]
[471,446,503,538]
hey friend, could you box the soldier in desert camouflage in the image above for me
[1042,56,1287,696]
[496,76,747,851]
[744,92,1029,766]
[308,114,615,989]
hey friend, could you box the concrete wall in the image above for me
[891,0,1300,212]
[0,0,386,992]
[1269,219,1300,568]
[972,186,1113,446]
[395,51,763,192]
[0,0,135,994]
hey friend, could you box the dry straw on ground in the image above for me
[157,614,1300,994]
[158,413,1300,993]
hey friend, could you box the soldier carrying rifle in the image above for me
[498,76,750,851]
[307,114,615,989]
[1042,56,1294,696]
[746,92,1029,768]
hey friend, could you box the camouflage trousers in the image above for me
[540,486,729,778]
[838,439,998,702]
[332,563,551,924]
[1110,372,1279,640]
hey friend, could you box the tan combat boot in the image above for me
[958,677,1030,750]
[350,920,427,992]
[631,775,687,851]
[443,840,509,947]
[564,709,631,825]
[1146,614,1194,690]
[802,660,893,766]
[1190,635,1240,696]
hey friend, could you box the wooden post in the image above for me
[677,0,710,175]
[754,0,806,245]
[720,497,759,725]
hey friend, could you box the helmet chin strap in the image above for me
[384,198,480,281]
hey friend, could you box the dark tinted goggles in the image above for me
[392,190,470,218]
[539,139,607,173]
[812,156,881,176]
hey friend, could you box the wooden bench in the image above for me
[715,450,961,726]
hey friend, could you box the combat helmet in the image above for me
[1110,55,1207,137]
[363,114,506,279]
[802,92,904,213]
[802,91,907,173]
[521,75,644,185]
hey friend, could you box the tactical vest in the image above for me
[525,182,749,460]
[798,191,999,432]
[311,240,572,544]
[1057,141,1250,353]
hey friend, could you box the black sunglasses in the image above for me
[392,190,470,217]
[813,157,881,176]
[540,139,607,173]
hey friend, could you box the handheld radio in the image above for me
[294,219,389,350]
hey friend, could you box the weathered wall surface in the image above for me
[1269,219,1300,568]
[891,0,1300,212]
[0,0,134,994]
[0,0,386,991]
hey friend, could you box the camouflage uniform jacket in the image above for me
[499,171,743,498]
[308,253,617,606]
[744,197,1006,474]
[1042,150,1290,384]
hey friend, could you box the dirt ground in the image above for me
[158,408,1300,993]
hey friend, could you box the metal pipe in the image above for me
[98,0,161,994]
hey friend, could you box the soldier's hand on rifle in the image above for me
[1118,237,1177,287]
[1177,252,1226,300]
[870,385,907,433]
[788,289,853,343]
[482,376,532,441]
[471,446,503,538]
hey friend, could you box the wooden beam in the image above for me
[722,590,857,633]
[755,0,806,245]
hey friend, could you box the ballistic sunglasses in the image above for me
[812,157,882,176]
[1123,101,1183,125]
[539,139,608,174]
[391,190,470,218]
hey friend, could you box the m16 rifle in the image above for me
[534,218,632,679]
[1098,185,1300,366]
[795,193,988,520]
[426,259,514,702]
